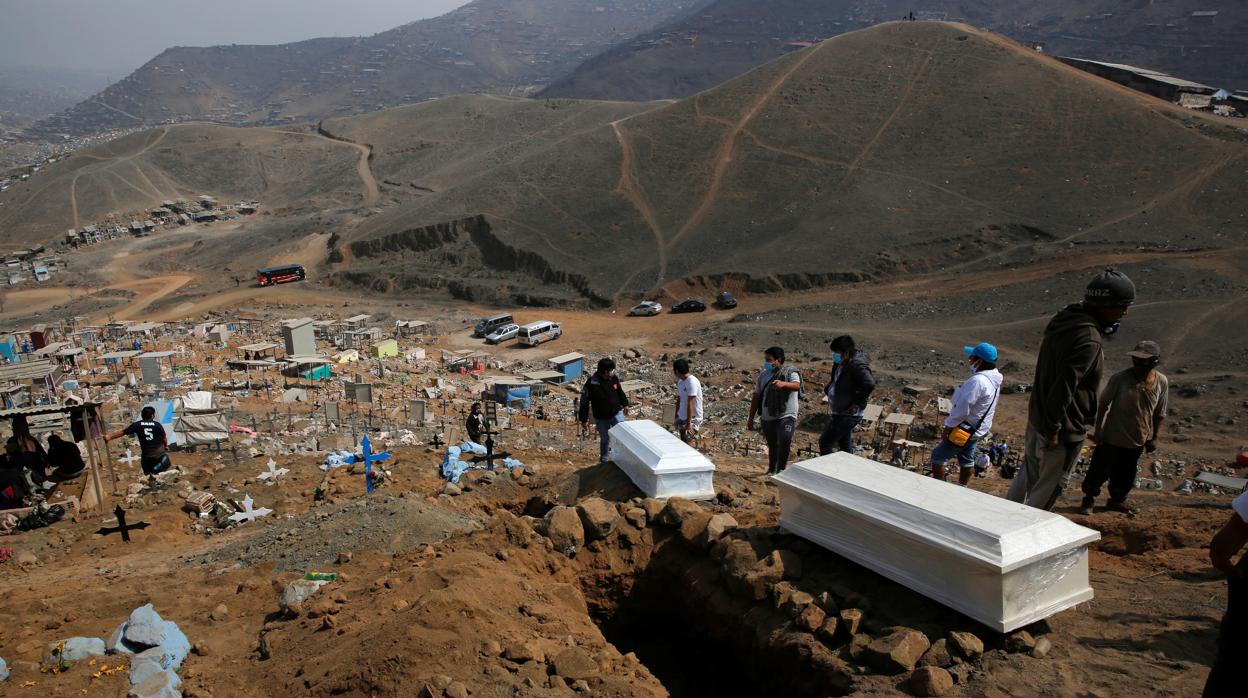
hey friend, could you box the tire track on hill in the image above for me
[311,123,380,205]
[845,50,933,177]
[610,120,667,287]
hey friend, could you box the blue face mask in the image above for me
[832,353,843,365]
[762,361,774,373]
[1102,323,1121,336]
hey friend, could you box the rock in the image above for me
[573,679,591,692]
[551,648,599,680]
[192,641,212,657]
[16,551,36,566]
[703,513,738,542]
[909,666,954,696]
[839,609,864,636]
[624,508,647,528]
[280,579,328,616]
[677,510,713,544]
[209,604,229,621]
[441,483,462,497]
[0,656,8,682]
[656,497,703,527]
[774,583,814,617]
[1005,630,1036,653]
[848,633,873,661]
[1031,637,1052,658]
[432,675,454,689]
[128,669,181,698]
[337,551,353,564]
[129,646,179,685]
[640,498,666,521]
[947,631,983,661]
[543,507,585,554]
[920,639,954,668]
[482,640,502,657]
[503,642,544,663]
[576,498,621,540]
[816,617,839,645]
[796,604,827,633]
[444,681,469,698]
[106,623,134,655]
[123,605,171,648]
[861,628,931,674]
[767,549,802,580]
[46,636,106,663]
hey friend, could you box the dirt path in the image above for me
[610,121,667,289]
[845,50,933,177]
[285,127,380,205]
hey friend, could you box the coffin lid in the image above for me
[609,420,715,475]
[775,453,1100,572]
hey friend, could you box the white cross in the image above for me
[227,495,272,524]
[257,458,289,484]
[119,450,141,467]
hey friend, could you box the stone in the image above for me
[482,640,502,657]
[337,551,353,564]
[441,483,462,496]
[861,628,931,674]
[656,497,703,527]
[677,510,713,544]
[107,623,134,654]
[552,648,599,680]
[128,669,181,698]
[46,636,106,663]
[209,604,229,621]
[796,604,827,633]
[947,631,983,661]
[839,609,864,636]
[444,682,469,698]
[124,605,170,647]
[1031,637,1052,658]
[640,498,666,521]
[543,507,585,554]
[503,642,544,663]
[624,508,647,529]
[1005,630,1036,653]
[816,617,839,645]
[575,498,621,540]
[920,639,954,668]
[774,584,814,617]
[16,551,36,566]
[848,633,873,661]
[910,666,954,696]
[129,647,178,685]
[768,549,802,580]
[703,513,738,542]
[281,579,328,616]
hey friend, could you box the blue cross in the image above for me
[359,435,392,494]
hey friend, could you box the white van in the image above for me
[474,313,514,337]
[517,320,561,347]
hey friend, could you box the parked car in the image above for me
[484,323,520,344]
[473,312,514,337]
[518,320,562,346]
[628,301,663,316]
[671,299,707,314]
[715,291,738,309]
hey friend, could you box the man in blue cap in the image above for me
[929,343,1003,486]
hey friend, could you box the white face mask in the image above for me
[969,360,979,375]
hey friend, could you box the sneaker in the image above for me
[1106,500,1138,517]
[1078,496,1095,516]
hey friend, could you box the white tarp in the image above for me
[773,453,1100,632]
[180,391,215,411]
[174,412,230,446]
[608,420,715,500]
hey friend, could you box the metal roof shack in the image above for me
[0,358,62,408]
[1058,56,1217,103]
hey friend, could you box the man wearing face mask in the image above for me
[930,343,1003,486]
[748,347,802,475]
[1008,268,1135,510]
[1079,340,1168,515]
[818,335,875,455]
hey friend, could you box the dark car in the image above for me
[715,291,738,309]
[671,299,707,314]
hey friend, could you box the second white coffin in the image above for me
[609,419,715,500]
[773,453,1100,632]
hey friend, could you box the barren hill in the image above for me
[541,0,1248,102]
[29,0,709,138]
[336,21,1248,305]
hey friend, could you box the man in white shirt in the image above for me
[930,342,1003,486]
[673,358,704,444]
[1206,458,1248,697]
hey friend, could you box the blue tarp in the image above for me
[492,385,531,409]
[440,441,523,484]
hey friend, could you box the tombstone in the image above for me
[410,399,426,425]
[139,356,162,385]
[281,319,316,356]
[773,453,1100,632]
[325,401,341,422]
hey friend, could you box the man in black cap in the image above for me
[1079,339,1169,515]
[578,358,629,463]
[1008,268,1135,510]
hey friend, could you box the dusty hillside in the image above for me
[335,21,1248,304]
[28,0,710,137]
[542,0,1248,102]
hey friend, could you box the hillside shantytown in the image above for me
[0,4,1246,697]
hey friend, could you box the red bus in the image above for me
[257,264,305,286]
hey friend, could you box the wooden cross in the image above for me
[227,495,272,523]
[118,449,141,469]
[95,505,149,542]
[257,458,289,484]
[359,435,391,494]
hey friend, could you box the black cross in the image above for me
[96,505,149,543]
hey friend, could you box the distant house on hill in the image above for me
[1058,57,1217,104]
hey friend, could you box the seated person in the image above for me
[6,415,49,484]
[45,434,85,481]
[0,453,29,510]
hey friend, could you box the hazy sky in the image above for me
[0,0,469,77]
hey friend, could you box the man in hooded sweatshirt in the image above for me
[1008,269,1135,510]
[818,335,876,455]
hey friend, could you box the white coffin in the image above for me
[609,420,716,500]
[773,453,1100,632]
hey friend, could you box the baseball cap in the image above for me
[963,342,998,363]
[1127,340,1161,360]
[1085,268,1136,307]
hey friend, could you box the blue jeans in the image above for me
[819,414,861,455]
[930,435,979,469]
[595,412,626,462]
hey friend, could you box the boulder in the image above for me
[106,623,135,655]
[703,513,738,543]
[1005,630,1036,653]
[503,642,544,664]
[816,617,839,645]
[128,669,181,698]
[910,666,954,696]
[123,605,171,647]
[848,633,873,661]
[46,637,106,664]
[677,510,713,544]
[576,498,620,540]
[656,497,703,527]
[544,506,585,554]
[768,549,803,580]
[1032,637,1052,658]
[552,648,599,680]
[796,604,827,633]
[640,498,666,521]
[919,639,954,668]
[128,647,180,685]
[281,579,328,616]
[861,628,930,674]
[839,609,864,636]
[210,603,229,621]
[624,508,647,529]
[947,631,983,661]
